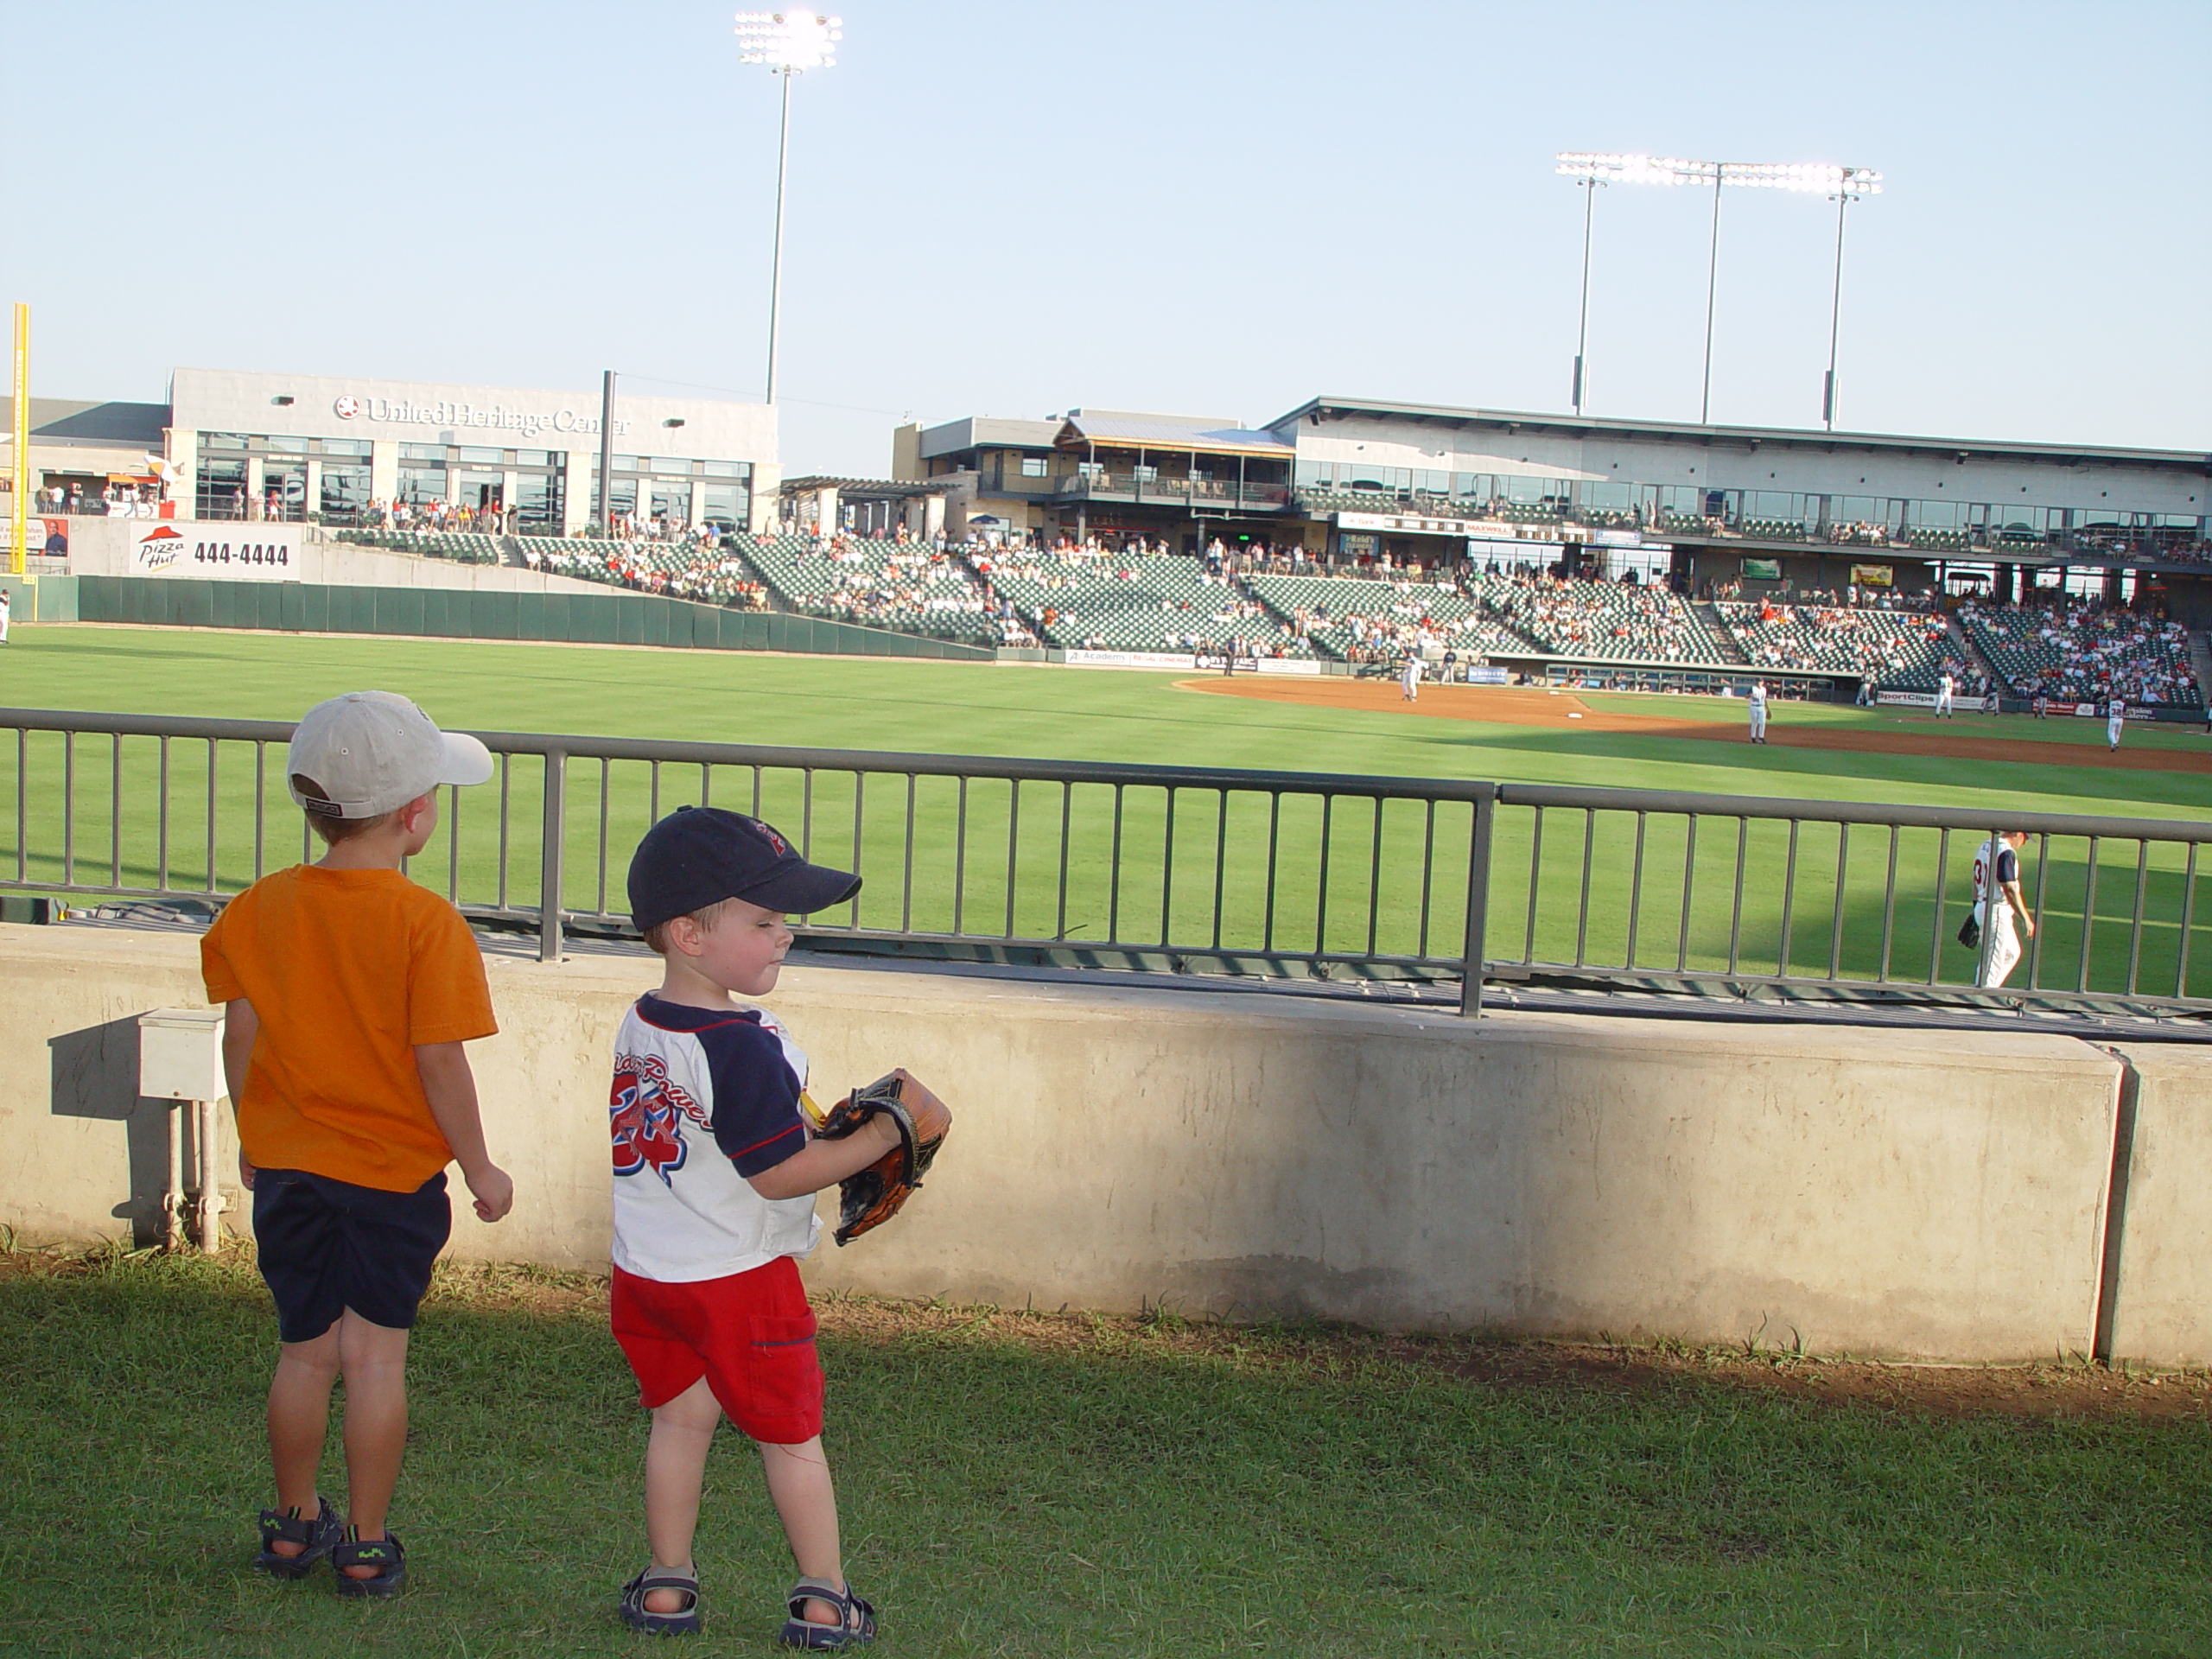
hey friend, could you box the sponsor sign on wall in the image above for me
[1065,648,1325,675]
[132,523,302,580]
[1065,649,1201,670]
[331,392,629,438]
[1876,690,1938,708]
[1462,666,1513,684]
[1740,556,1783,581]
[1849,563,1894,588]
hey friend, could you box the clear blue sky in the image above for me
[10,1,2208,476]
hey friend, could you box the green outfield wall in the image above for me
[68,575,995,661]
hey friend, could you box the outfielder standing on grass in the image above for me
[1746,680,1769,744]
[2108,696,2127,751]
[1972,829,2036,988]
[608,807,947,1647]
[200,691,512,1599]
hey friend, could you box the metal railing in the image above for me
[6,707,2212,1020]
[1053,474,1292,512]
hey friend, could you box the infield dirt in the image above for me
[1185,677,2212,775]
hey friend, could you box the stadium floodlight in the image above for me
[1556,152,1881,425]
[734,12,843,408]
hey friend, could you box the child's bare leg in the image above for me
[264,1325,340,1553]
[642,1377,721,1613]
[334,1310,412,1577]
[760,1437,845,1625]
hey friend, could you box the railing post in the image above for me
[539,750,566,963]
[1459,788,1497,1017]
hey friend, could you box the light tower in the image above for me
[1555,154,1881,426]
[734,11,843,408]
[1820,168,1882,429]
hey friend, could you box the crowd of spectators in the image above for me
[1961,601,2202,706]
[787,534,1027,645]
[1715,598,1954,681]
[1476,574,1721,663]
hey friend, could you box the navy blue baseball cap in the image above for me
[627,807,861,932]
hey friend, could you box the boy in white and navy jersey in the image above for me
[607,807,899,1649]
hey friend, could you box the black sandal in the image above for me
[620,1567,704,1636]
[779,1578,875,1649]
[254,1497,342,1579]
[331,1529,407,1599]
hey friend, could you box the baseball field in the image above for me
[7,625,2212,1656]
[6,626,2212,999]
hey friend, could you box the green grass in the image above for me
[5,626,2212,997]
[4,1248,2210,1658]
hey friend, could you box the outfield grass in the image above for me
[4,1247,2209,1659]
[5,626,2211,997]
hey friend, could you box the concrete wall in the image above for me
[0,925,2163,1363]
[2106,1044,2212,1365]
[60,518,625,595]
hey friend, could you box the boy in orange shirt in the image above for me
[200,690,513,1598]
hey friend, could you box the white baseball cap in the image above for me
[287,690,493,819]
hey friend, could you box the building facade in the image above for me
[2,370,778,537]
[168,369,776,534]
[896,393,2211,606]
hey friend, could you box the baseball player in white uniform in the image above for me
[1936,670,1955,718]
[1746,681,1769,744]
[1972,830,2035,988]
[2107,696,2126,751]
[1400,654,1423,702]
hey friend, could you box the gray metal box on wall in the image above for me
[138,1007,226,1101]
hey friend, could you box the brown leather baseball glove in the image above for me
[814,1069,952,1245]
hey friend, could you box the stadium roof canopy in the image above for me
[0,397,168,451]
[780,474,962,498]
[1056,412,1294,458]
[1270,395,2211,478]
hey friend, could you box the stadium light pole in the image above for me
[1556,155,1880,426]
[1821,168,1883,430]
[1568,175,1602,415]
[734,11,842,408]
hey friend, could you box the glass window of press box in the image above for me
[584,457,752,531]
[1291,458,2207,556]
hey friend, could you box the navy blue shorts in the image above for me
[251,1168,451,1344]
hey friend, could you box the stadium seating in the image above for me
[1475,575,1728,665]
[1243,572,1533,662]
[1740,518,1808,542]
[337,529,503,565]
[969,545,1312,656]
[742,535,1010,645]
[513,534,774,610]
[1907,528,1970,552]
[1715,600,1954,687]
[1960,602,2202,706]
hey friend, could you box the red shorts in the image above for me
[609,1256,824,1445]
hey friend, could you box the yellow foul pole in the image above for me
[10,303,26,576]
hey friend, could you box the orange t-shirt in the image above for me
[200,865,498,1192]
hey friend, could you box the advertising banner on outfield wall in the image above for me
[1064,648,1325,675]
[1876,690,1938,708]
[130,523,301,580]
